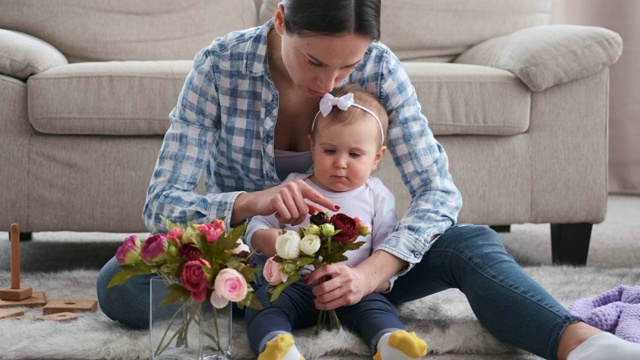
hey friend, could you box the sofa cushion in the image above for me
[28,61,192,136]
[455,25,623,91]
[259,0,551,62]
[405,63,531,136]
[0,0,258,62]
[0,30,67,80]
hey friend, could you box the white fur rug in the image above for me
[1,267,639,360]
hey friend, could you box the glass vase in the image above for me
[150,278,232,360]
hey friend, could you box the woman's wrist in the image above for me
[358,250,407,293]
[231,192,254,224]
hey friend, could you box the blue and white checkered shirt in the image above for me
[143,20,462,270]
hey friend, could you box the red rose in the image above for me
[178,243,202,261]
[330,213,360,242]
[180,259,210,302]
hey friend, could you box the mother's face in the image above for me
[273,7,372,98]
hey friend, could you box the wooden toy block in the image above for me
[36,312,81,322]
[0,308,24,320]
[42,299,98,315]
[0,291,46,308]
[0,224,44,303]
[0,286,33,301]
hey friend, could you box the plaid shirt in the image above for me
[143,20,462,270]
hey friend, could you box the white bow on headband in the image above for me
[319,93,355,117]
[313,93,385,145]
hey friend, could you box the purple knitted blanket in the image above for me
[569,285,640,343]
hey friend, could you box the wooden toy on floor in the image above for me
[0,223,46,308]
[42,299,98,315]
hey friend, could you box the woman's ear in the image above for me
[274,4,285,35]
[372,145,387,171]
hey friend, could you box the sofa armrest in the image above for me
[455,25,622,92]
[0,29,68,80]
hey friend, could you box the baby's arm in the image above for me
[250,228,281,257]
[245,213,283,257]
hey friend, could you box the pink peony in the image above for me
[115,235,141,265]
[263,257,288,285]
[166,228,184,244]
[180,259,211,302]
[214,268,248,302]
[140,233,168,264]
[198,220,225,242]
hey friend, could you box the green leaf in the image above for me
[107,263,153,288]
[297,256,316,267]
[269,273,300,302]
[107,270,136,288]
[159,285,190,306]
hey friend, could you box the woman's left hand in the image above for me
[305,250,407,310]
[304,263,372,310]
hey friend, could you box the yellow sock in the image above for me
[258,333,305,360]
[373,330,428,360]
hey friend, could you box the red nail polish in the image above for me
[335,205,341,210]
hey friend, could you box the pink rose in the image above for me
[166,228,184,244]
[115,235,141,265]
[263,257,287,285]
[214,268,248,302]
[209,290,228,309]
[198,220,225,242]
[140,233,168,264]
[232,239,250,255]
[180,259,211,302]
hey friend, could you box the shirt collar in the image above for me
[243,18,273,76]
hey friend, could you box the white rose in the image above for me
[300,234,321,256]
[275,230,301,259]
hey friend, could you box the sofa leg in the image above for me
[490,225,511,233]
[6,232,32,241]
[550,223,592,266]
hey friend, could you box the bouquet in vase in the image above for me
[263,211,369,332]
[108,217,262,359]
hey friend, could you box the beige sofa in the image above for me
[0,0,622,265]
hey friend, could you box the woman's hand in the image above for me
[305,263,371,310]
[304,250,407,310]
[233,179,338,225]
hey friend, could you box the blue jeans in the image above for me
[245,280,403,355]
[96,224,580,359]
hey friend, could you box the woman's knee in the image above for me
[96,256,152,329]
[437,224,505,255]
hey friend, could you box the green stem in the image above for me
[154,302,188,356]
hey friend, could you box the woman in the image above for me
[96,1,640,359]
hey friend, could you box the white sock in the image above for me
[567,332,640,360]
[258,333,304,360]
[373,330,428,360]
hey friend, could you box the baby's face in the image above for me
[310,117,384,192]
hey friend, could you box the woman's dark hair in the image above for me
[281,0,381,40]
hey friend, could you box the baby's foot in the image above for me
[373,329,427,360]
[258,333,304,360]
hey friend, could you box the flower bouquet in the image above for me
[263,212,369,332]
[108,217,262,360]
